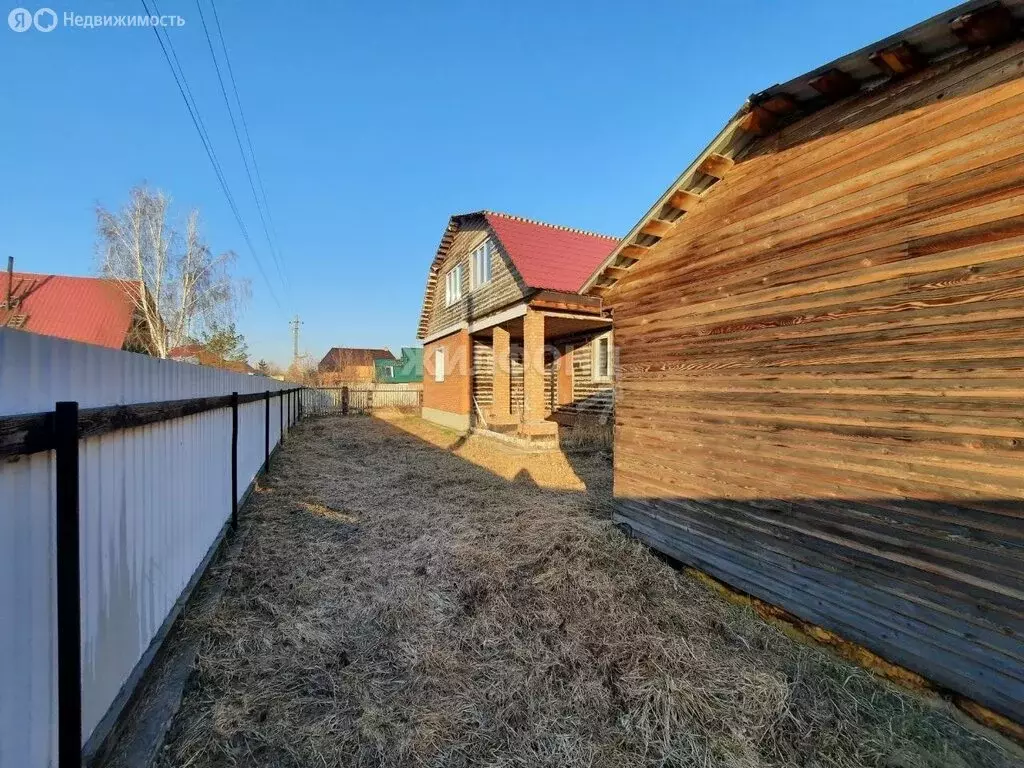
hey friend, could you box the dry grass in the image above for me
[558,418,614,453]
[159,414,1018,768]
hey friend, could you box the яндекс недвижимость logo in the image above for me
[8,7,184,31]
[8,7,57,31]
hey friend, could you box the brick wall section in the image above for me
[423,330,470,417]
[522,309,545,422]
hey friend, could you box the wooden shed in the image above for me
[583,1,1024,725]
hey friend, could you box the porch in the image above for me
[469,297,612,445]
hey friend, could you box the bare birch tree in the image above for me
[96,185,248,358]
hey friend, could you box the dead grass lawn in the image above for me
[159,414,1019,768]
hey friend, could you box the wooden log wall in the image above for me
[426,218,528,338]
[473,338,566,419]
[570,337,615,418]
[472,339,494,413]
[607,42,1024,722]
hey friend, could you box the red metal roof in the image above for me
[318,347,396,372]
[0,271,137,349]
[482,212,618,292]
[168,344,257,374]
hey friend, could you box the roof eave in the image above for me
[582,0,1024,298]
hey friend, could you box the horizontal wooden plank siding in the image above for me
[472,339,494,415]
[569,335,615,419]
[426,218,528,337]
[606,42,1024,722]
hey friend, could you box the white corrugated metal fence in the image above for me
[0,329,295,767]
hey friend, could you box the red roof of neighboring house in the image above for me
[318,347,395,372]
[0,271,138,349]
[482,212,618,293]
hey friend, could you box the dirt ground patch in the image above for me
[158,414,1018,768]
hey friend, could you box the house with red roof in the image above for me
[416,211,616,440]
[0,268,158,353]
[317,347,396,384]
[168,344,258,374]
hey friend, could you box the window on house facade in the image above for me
[471,239,493,289]
[445,264,463,306]
[434,347,445,382]
[384,365,395,378]
[592,333,613,382]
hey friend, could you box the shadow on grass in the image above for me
[155,413,1022,768]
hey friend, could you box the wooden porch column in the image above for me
[492,325,511,421]
[523,309,546,422]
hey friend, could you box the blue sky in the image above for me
[1,0,956,366]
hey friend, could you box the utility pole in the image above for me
[289,315,302,365]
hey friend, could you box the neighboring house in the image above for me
[167,344,257,374]
[582,2,1024,725]
[374,347,423,383]
[416,211,617,438]
[318,347,396,384]
[0,267,157,353]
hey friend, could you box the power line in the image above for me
[139,0,284,312]
[208,0,288,289]
[194,0,288,290]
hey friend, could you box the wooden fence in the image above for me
[0,329,303,768]
[301,383,423,416]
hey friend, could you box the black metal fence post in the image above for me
[54,401,81,768]
[342,386,349,416]
[231,392,239,530]
[264,391,271,472]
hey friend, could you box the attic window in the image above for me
[471,240,493,289]
[445,264,463,306]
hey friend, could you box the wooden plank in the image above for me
[620,244,650,259]
[620,508,1024,721]
[869,41,927,77]
[604,43,1024,722]
[667,189,702,212]
[602,265,631,279]
[808,68,859,100]
[616,499,1024,659]
[640,218,673,237]
[530,290,603,309]
[739,105,778,136]
[0,411,54,458]
[0,390,299,458]
[697,153,734,179]
[614,91,1024,302]
[951,3,1019,47]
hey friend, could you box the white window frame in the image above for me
[592,332,613,382]
[470,239,493,290]
[383,365,395,378]
[434,347,445,382]
[445,264,464,306]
